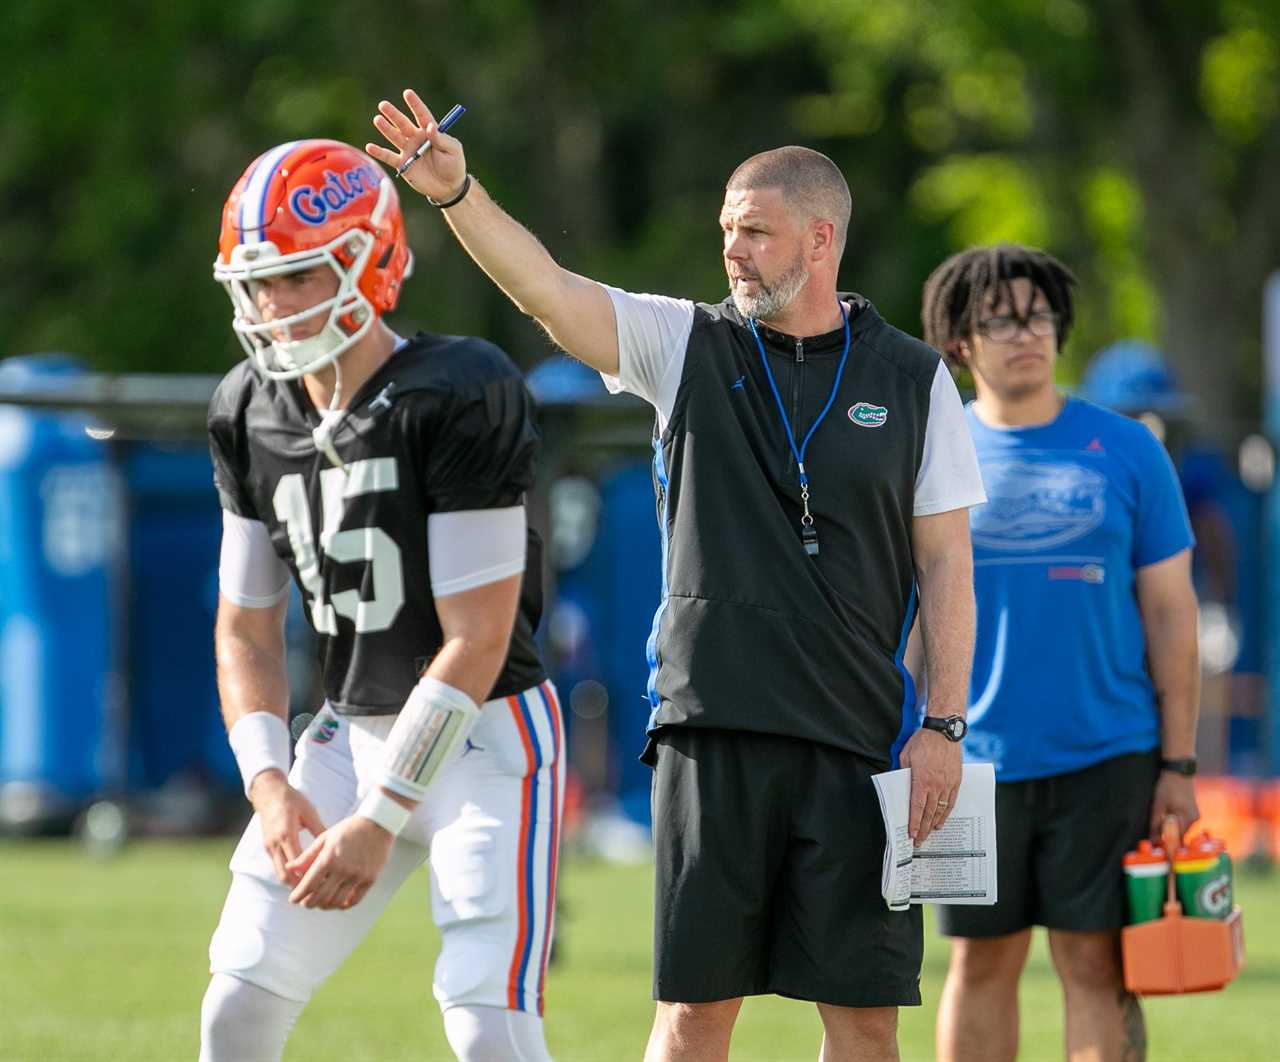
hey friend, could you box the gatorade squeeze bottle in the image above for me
[1181,831,1233,919]
[1207,835,1234,917]
[1174,834,1231,919]
[1122,840,1167,924]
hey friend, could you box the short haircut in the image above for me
[726,147,852,254]
[921,244,1077,369]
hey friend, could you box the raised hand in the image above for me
[368,89,467,203]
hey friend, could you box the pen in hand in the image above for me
[396,104,466,178]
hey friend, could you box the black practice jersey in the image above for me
[207,332,546,715]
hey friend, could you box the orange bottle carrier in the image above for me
[1120,818,1245,995]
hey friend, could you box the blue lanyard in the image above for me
[748,303,853,556]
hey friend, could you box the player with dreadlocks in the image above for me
[921,244,1077,371]
[917,244,1202,1062]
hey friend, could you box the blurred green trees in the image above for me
[1,0,1276,428]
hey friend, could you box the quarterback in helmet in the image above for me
[200,139,561,1062]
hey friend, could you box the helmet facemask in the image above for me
[216,228,378,381]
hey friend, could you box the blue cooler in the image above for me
[596,462,663,827]
[123,444,236,792]
[0,355,122,829]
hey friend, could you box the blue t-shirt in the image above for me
[961,397,1194,781]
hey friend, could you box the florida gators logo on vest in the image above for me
[848,401,888,428]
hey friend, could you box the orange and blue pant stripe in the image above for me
[505,680,563,1016]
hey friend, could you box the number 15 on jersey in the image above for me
[272,457,405,635]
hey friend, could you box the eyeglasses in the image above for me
[976,311,1059,342]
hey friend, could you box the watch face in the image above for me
[924,715,967,741]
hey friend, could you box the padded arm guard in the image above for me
[377,677,481,801]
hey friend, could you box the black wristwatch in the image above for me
[1160,757,1198,777]
[921,714,968,742]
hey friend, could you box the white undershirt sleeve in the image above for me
[218,511,291,608]
[599,286,696,433]
[428,506,527,597]
[913,361,988,516]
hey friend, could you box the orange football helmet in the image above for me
[214,139,412,378]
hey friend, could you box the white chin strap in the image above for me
[250,301,369,381]
[271,328,338,375]
[312,357,348,470]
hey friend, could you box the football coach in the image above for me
[370,89,987,1062]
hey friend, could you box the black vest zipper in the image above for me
[788,339,805,473]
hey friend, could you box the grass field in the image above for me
[1,838,1276,1060]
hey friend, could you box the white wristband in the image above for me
[356,788,414,837]
[227,711,291,798]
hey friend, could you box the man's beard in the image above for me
[730,255,810,321]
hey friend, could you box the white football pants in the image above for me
[200,681,563,1060]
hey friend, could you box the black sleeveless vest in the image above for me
[645,294,940,767]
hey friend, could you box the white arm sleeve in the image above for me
[599,286,696,433]
[218,511,291,608]
[913,361,988,516]
[428,506,527,597]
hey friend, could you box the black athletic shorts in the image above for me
[648,726,923,1007]
[937,748,1160,938]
